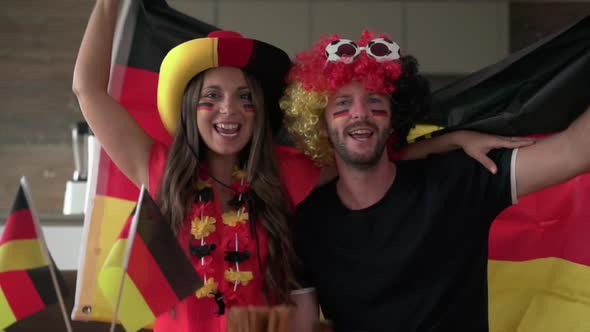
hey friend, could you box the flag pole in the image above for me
[106,0,136,330]
[109,186,145,332]
[20,177,74,332]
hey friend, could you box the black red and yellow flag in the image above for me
[0,182,67,330]
[411,15,590,140]
[410,15,590,332]
[74,0,217,322]
[98,187,202,332]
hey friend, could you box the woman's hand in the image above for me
[400,130,535,174]
[448,131,535,174]
[73,0,152,187]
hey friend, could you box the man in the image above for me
[280,31,590,331]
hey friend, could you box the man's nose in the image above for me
[349,101,371,120]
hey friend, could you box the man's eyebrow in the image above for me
[333,94,352,99]
[368,92,385,98]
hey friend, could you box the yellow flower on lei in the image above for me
[196,277,218,298]
[232,167,247,181]
[224,268,253,286]
[222,207,248,227]
[191,215,216,239]
[195,179,211,191]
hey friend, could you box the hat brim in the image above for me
[157,36,291,136]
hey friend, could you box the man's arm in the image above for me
[291,290,320,332]
[516,107,590,199]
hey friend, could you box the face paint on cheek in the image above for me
[332,110,350,119]
[243,103,255,113]
[371,109,388,117]
[197,102,214,112]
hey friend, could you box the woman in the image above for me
[73,1,532,331]
[74,0,311,330]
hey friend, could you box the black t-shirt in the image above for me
[294,149,514,332]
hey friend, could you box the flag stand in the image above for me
[20,177,74,332]
[109,186,145,332]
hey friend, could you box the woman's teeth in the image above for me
[214,123,240,137]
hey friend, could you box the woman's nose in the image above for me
[218,97,236,115]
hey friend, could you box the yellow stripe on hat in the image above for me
[158,37,218,135]
[98,239,155,332]
[0,285,17,330]
[0,239,45,272]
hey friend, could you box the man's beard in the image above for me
[329,121,390,170]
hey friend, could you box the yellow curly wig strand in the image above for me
[280,83,335,166]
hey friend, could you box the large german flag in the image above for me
[412,15,590,141]
[73,0,217,322]
[0,183,68,330]
[411,16,590,332]
[97,187,202,332]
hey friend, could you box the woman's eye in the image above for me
[240,93,252,100]
[368,97,382,104]
[336,100,350,106]
[202,92,219,99]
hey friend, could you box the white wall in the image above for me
[168,0,510,74]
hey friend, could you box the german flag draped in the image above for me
[98,187,202,331]
[412,15,590,332]
[0,181,68,330]
[73,0,217,322]
[413,15,590,140]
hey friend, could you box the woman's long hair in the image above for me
[156,69,298,304]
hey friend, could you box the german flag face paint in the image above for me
[243,103,255,113]
[329,87,391,121]
[197,102,214,112]
[371,109,388,117]
[332,109,350,119]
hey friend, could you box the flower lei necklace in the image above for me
[188,165,256,315]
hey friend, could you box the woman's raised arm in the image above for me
[73,0,152,187]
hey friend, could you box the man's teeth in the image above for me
[348,129,373,141]
[350,129,372,135]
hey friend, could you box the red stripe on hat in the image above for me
[127,234,179,315]
[0,270,45,319]
[0,210,37,245]
[217,38,253,68]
